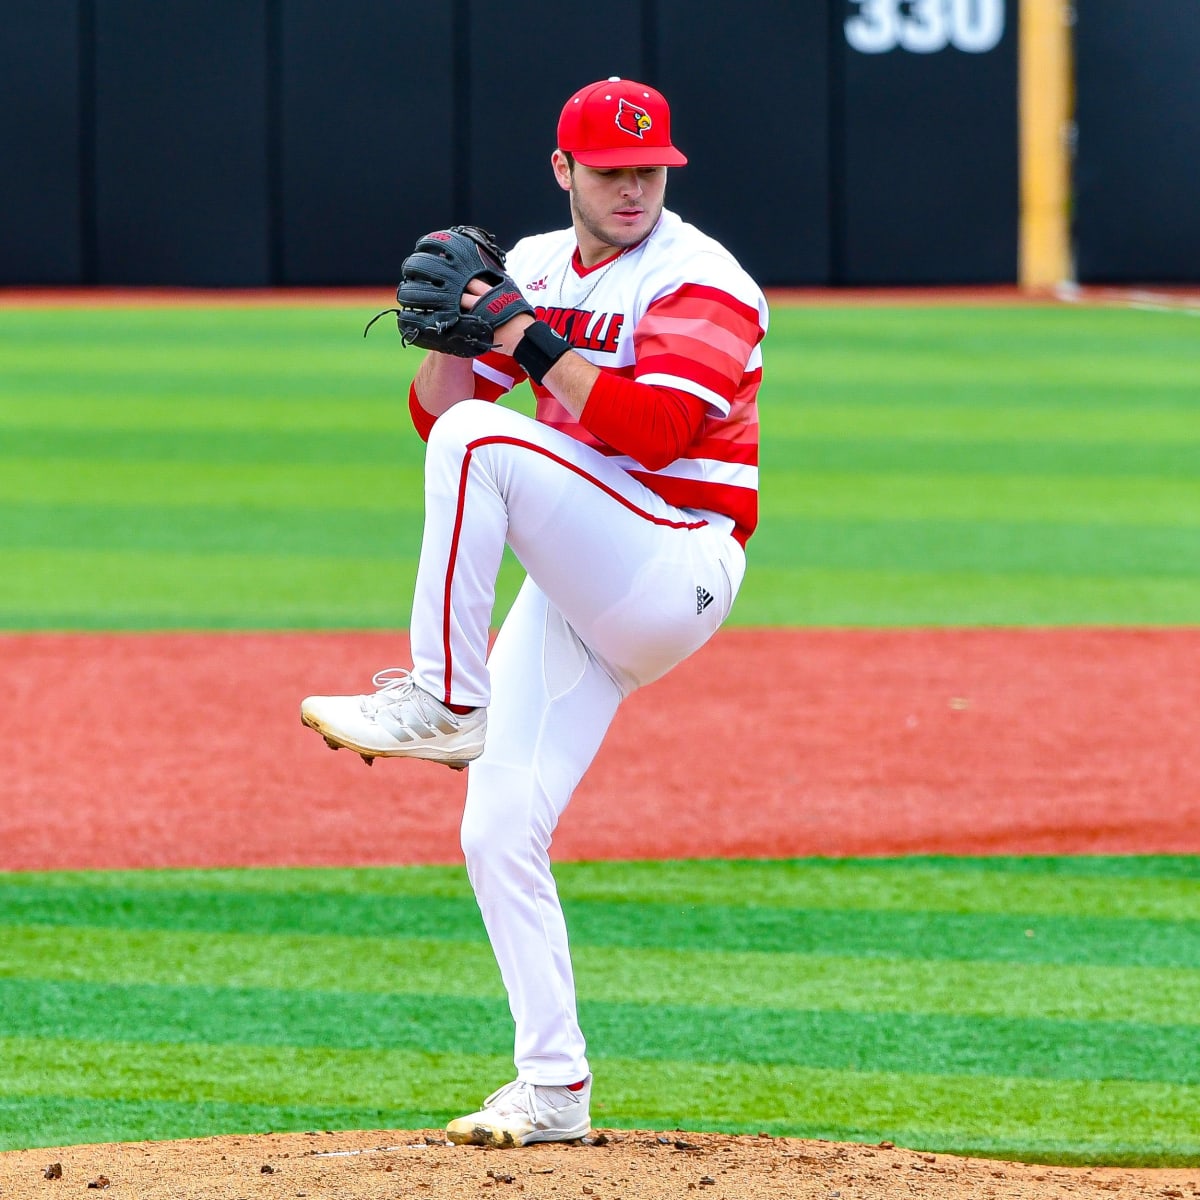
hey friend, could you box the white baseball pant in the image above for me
[408,399,745,1085]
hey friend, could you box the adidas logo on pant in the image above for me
[696,586,714,614]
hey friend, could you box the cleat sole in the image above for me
[446,1123,519,1149]
[301,708,481,771]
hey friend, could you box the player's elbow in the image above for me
[635,395,705,469]
[634,440,687,472]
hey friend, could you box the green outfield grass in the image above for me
[3,301,1197,1165]
[1,302,1198,629]
[0,857,1196,1163]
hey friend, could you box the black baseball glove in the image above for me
[364,225,534,357]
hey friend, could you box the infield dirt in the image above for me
[4,628,1198,869]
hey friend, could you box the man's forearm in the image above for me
[540,348,600,420]
[413,352,479,418]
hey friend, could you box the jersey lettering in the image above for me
[537,306,624,354]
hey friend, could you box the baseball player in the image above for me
[301,77,767,1147]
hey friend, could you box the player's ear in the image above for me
[551,149,573,192]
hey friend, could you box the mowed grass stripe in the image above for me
[764,304,1200,396]
[0,1096,443,1157]
[2,1038,1197,1164]
[773,399,1200,442]
[7,396,1198,443]
[0,551,442,632]
[0,429,420,465]
[775,438,1200,478]
[15,856,1195,905]
[752,517,1200,577]
[7,505,1200,582]
[6,461,1197,527]
[0,458,423,509]
[3,884,1199,968]
[0,391,410,431]
[9,555,1200,629]
[763,472,1200,527]
[1,977,1194,1084]
[6,427,1200,478]
[558,855,1200,909]
[0,503,429,558]
[740,566,1200,626]
[0,1036,497,1111]
[3,925,1195,1031]
[2,925,1196,1026]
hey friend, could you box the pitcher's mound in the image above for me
[1,1128,1193,1199]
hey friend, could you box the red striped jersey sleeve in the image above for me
[472,349,520,401]
[632,283,765,413]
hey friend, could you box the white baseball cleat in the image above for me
[300,668,486,770]
[446,1076,592,1147]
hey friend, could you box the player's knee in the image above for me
[460,804,525,869]
[461,772,554,870]
[458,816,491,870]
[427,398,499,452]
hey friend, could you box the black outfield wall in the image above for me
[0,0,84,283]
[1,1,1194,286]
[1073,0,1200,284]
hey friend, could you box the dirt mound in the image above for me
[2,1129,1195,1200]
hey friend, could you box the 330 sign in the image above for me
[846,0,1006,53]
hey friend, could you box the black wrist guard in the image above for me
[513,320,571,385]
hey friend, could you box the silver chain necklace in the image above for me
[557,249,622,308]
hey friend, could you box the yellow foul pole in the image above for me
[1019,0,1073,288]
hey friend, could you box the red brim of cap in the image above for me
[569,145,688,168]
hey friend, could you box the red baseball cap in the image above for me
[557,77,688,168]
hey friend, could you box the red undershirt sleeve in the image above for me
[579,371,707,471]
[408,381,437,443]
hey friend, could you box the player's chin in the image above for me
[606,213,654,246]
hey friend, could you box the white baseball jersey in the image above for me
[470,208,767,545]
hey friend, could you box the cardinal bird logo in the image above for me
[615,98,652,139]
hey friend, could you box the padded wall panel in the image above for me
[93,0,270,285]
[658,1,831,286]
[0,1,83,283]
[837,0,1018,283]
[1074,1,1200,283]
[279,2,455,285]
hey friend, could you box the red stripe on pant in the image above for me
[440,434,709,704]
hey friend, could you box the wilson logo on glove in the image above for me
[487,290,523,315]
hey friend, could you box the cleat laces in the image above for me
[484,1079,579,1121]
[484,1080,535,1117]
[361,668,460,742]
